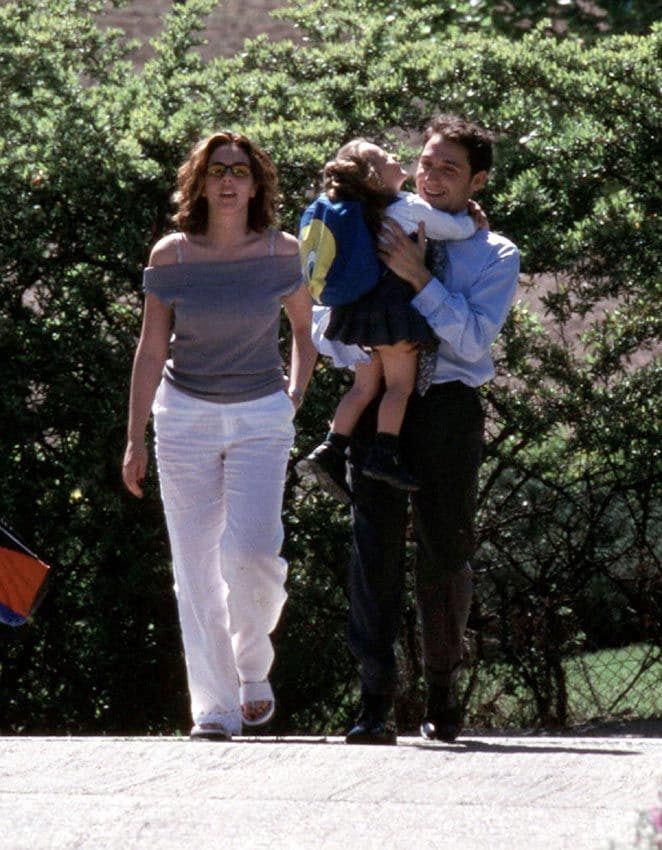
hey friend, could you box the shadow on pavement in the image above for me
[407,739,641,756]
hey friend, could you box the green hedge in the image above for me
[0,0,659,733]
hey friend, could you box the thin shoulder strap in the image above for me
[175,232,186,264]
[268,227,277,257]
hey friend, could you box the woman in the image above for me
[122,130,316,740]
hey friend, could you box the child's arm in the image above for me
[386,192,476,241]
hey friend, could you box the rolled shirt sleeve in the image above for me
[412,235,520,364]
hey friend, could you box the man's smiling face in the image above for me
[415,134,487,213]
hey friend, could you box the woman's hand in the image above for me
[122,292,171,499]
[287,387,304,412]
[282,282,317,412]
[467,199,489,230]
[122,440,148,498]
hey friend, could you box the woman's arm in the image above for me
[282,282,317,411]
[122,290,172,498]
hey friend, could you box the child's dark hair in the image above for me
[323,139,392,238]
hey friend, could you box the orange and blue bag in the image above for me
[0,520,50,627]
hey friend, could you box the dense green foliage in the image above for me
[0,0,659,733]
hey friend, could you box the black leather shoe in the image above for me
[346,691,397,745]
[296,441,351,504]
[420,682,463,743]
[346,718,397,745]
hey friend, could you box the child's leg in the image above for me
[374,342,417,436]
[361,342,419,491]
[331,354,383,436]
[296,355,383,505]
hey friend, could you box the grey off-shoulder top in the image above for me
[143,241,302,404]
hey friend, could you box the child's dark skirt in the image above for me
[325,269,437,349]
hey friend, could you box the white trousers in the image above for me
[153,380,295,734]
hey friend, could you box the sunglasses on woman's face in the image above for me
[206,162,252,179]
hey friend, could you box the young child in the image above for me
[297,139,480,503]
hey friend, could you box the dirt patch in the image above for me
[100,0,299,64]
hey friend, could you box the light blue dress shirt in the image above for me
[312,226,520,388]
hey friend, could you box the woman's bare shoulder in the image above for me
[272,230,299,257]
[149,233,181,267]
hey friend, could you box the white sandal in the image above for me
[190,720,232,741]
[240,680,275,727]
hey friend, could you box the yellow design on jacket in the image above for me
[299,218,337,304]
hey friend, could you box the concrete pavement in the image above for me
[1,734,660,850]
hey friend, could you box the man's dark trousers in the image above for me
[348,380,484,701]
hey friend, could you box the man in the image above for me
[338,115,520,744]
[304,116,519,744]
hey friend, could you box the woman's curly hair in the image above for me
[172,130,278,234]
[323,139,393,238]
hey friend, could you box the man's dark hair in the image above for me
[424,115,494,175]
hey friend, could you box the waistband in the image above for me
[425,380,477,396]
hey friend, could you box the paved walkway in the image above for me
[1,735,660,850]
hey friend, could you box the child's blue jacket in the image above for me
[298,194,380,306]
